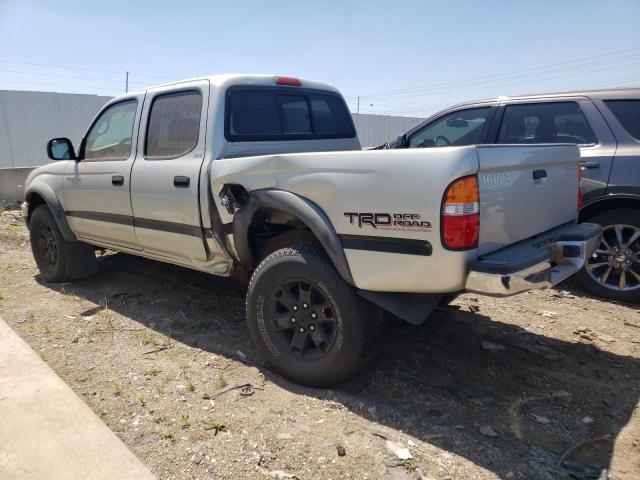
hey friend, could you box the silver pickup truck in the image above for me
[22,74,601,386]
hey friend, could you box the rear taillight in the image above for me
[275,76,301,86]
[577,163,584,210]
[441,175,479,250]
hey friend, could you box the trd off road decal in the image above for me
[344,212,432,233]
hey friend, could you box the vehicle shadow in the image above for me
[39,252,640,479]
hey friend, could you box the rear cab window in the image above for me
[605,100,640,141]
[497,101,597,145]
[225,87,355,141]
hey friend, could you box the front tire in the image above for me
[29,205,98,283]
[246,244,380,387]
[575,208,640,303]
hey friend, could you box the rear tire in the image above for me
[575,208,640,303]
[29,205,98,283]
[246,244,381,387]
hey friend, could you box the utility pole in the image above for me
[357,96,360,114]
[125,71,129,93]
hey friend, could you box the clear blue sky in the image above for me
[1,0,639,117]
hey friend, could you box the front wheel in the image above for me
[246,244,381,387]
[575,208,640,303]
[29,205,98,283]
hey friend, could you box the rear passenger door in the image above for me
[130,81,211,263]
[493,100,616,203]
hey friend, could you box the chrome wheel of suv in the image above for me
[585,223,640,292]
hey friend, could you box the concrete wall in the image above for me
[0,90,111,168]
[352,113,423,148]
[0,167,33,206]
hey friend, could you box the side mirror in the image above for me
[389,134,407,149]
[47,138,76,161]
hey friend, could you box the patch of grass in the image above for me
[217,374,228,389]
[138,395,146,407]
[145,366,161,377]
[0,291,4,300]
[186,380,195,392]
[193,317,209,332]
[113,383,122,396]
[161,347,188,359]
[159,428,174,441]
[136,330,157,346]
[5,223,20,234]
[98,406,107,417]
[180,414,190,428]
[41,323,50,334]
[202,420,227,435]
[26,309,35,321]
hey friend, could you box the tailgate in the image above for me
[477,144,581,255]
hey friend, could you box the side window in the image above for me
[408,107,491,148]
[605,100,640,141]
[497,102,597,145]
[145,90,202,159]
[84,100,137,161]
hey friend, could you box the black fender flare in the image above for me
[25,183,77,242]
[232,189,355,286]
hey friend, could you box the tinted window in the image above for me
[497,102,596,145]
[145,90,202,159]
[309,95,355,135]
[85,100,137,161]
[408,107,491,148]
[605,100,640,141]
[276,95,312,134]
[226,88,355,141]
[228,90,280,136]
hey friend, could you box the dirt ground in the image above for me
[1,208,639,480]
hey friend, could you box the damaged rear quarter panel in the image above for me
[210,147,480,293]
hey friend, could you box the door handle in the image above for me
[112,175,124,186]
[579,161,600,169]
[174,176,190,188]
[533,169,547,180]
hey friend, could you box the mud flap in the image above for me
[357,290,442,325]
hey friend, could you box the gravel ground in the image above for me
[1,208,639,479]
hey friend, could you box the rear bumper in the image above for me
[465,222,601,296]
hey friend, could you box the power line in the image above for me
[0,69,126,84]
[0,59,178,81]
[346,47,640,98]
[0,79,122,93]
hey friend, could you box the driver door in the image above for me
[63,94,144,249]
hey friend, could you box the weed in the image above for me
[202,420,227,435]
[145,366,161,377]
[113,383,122,396]
[41,323,50,334]
[26,309,36,321]
[97,405,106,417]
[161,347,188,359]
[0,291,4,300]
[180,414,190,428]
[159,428,174,441]
[217,374,228,389]
[5,224,20,234]
[186,380,195,392]
[138,395,146,407]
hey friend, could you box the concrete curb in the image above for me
[0,319,156,480]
